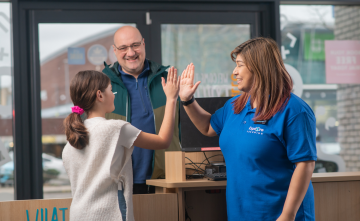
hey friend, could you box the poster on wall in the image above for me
[325,40,360,84]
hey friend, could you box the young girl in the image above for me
[62,67,180,221]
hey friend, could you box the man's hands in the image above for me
[162,66,180,101]
[179,63,201,102]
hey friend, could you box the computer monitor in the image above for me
[180,97,232,152]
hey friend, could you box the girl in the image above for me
[62,67,180,221]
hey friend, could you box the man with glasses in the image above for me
[102,26,181,194]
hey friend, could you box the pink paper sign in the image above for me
[325,40,360,84]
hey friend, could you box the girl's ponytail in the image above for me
[64,70,110,150]
[64,112,88,149]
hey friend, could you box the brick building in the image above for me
[335,6,360,171]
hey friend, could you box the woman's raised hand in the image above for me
[179,63,201,101]
[161,66,180,101]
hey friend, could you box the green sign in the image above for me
[304,33,334,61]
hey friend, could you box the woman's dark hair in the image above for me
[64,70,110,149]
[230,37,293,121]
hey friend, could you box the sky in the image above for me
[38,23,128,61]
[280,5,334,29]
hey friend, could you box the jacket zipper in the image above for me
[147,87,156,129]
[136,78,147,113]
[126,93,129,122]
[123,66,167,124]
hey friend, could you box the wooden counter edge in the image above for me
[146,178,227,188]
[147,172,360,187]
[311,172,360,182]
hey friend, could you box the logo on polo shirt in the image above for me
[247,126,264,135]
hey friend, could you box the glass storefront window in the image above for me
[280,5,359,173]
[161,24,251,98]
[38,23,135,199]
[0,2,14,201]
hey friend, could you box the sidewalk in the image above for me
[43,185,71,193]
[0,185,71,194]
[0,185,72,202]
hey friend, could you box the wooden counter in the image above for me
[147,171,360,188]
[148,172,360,221]
[147,151,360,221]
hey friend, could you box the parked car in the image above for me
[0,152,68,186]
[42,153,66,174]
[0,160,13,187]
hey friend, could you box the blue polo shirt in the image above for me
[118,60,155,184]
[210,93,317,221]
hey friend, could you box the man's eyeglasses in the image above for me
[114,39,143,53]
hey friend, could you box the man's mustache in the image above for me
[124,54,139,60]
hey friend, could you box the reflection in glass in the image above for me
[280,5,350,173]
[0,2,14,202]
[280,5,335,84]
[39,23,135,199]
[161,24,251,98]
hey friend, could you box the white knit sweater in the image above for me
[63,117,140,221]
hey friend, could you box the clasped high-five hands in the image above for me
[161,63,201,102]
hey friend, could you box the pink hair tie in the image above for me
[71,106,84,115]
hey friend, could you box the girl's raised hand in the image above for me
[179,63,201,102]
[161,67,180,101]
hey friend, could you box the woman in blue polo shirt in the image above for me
[179,37,316,221]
